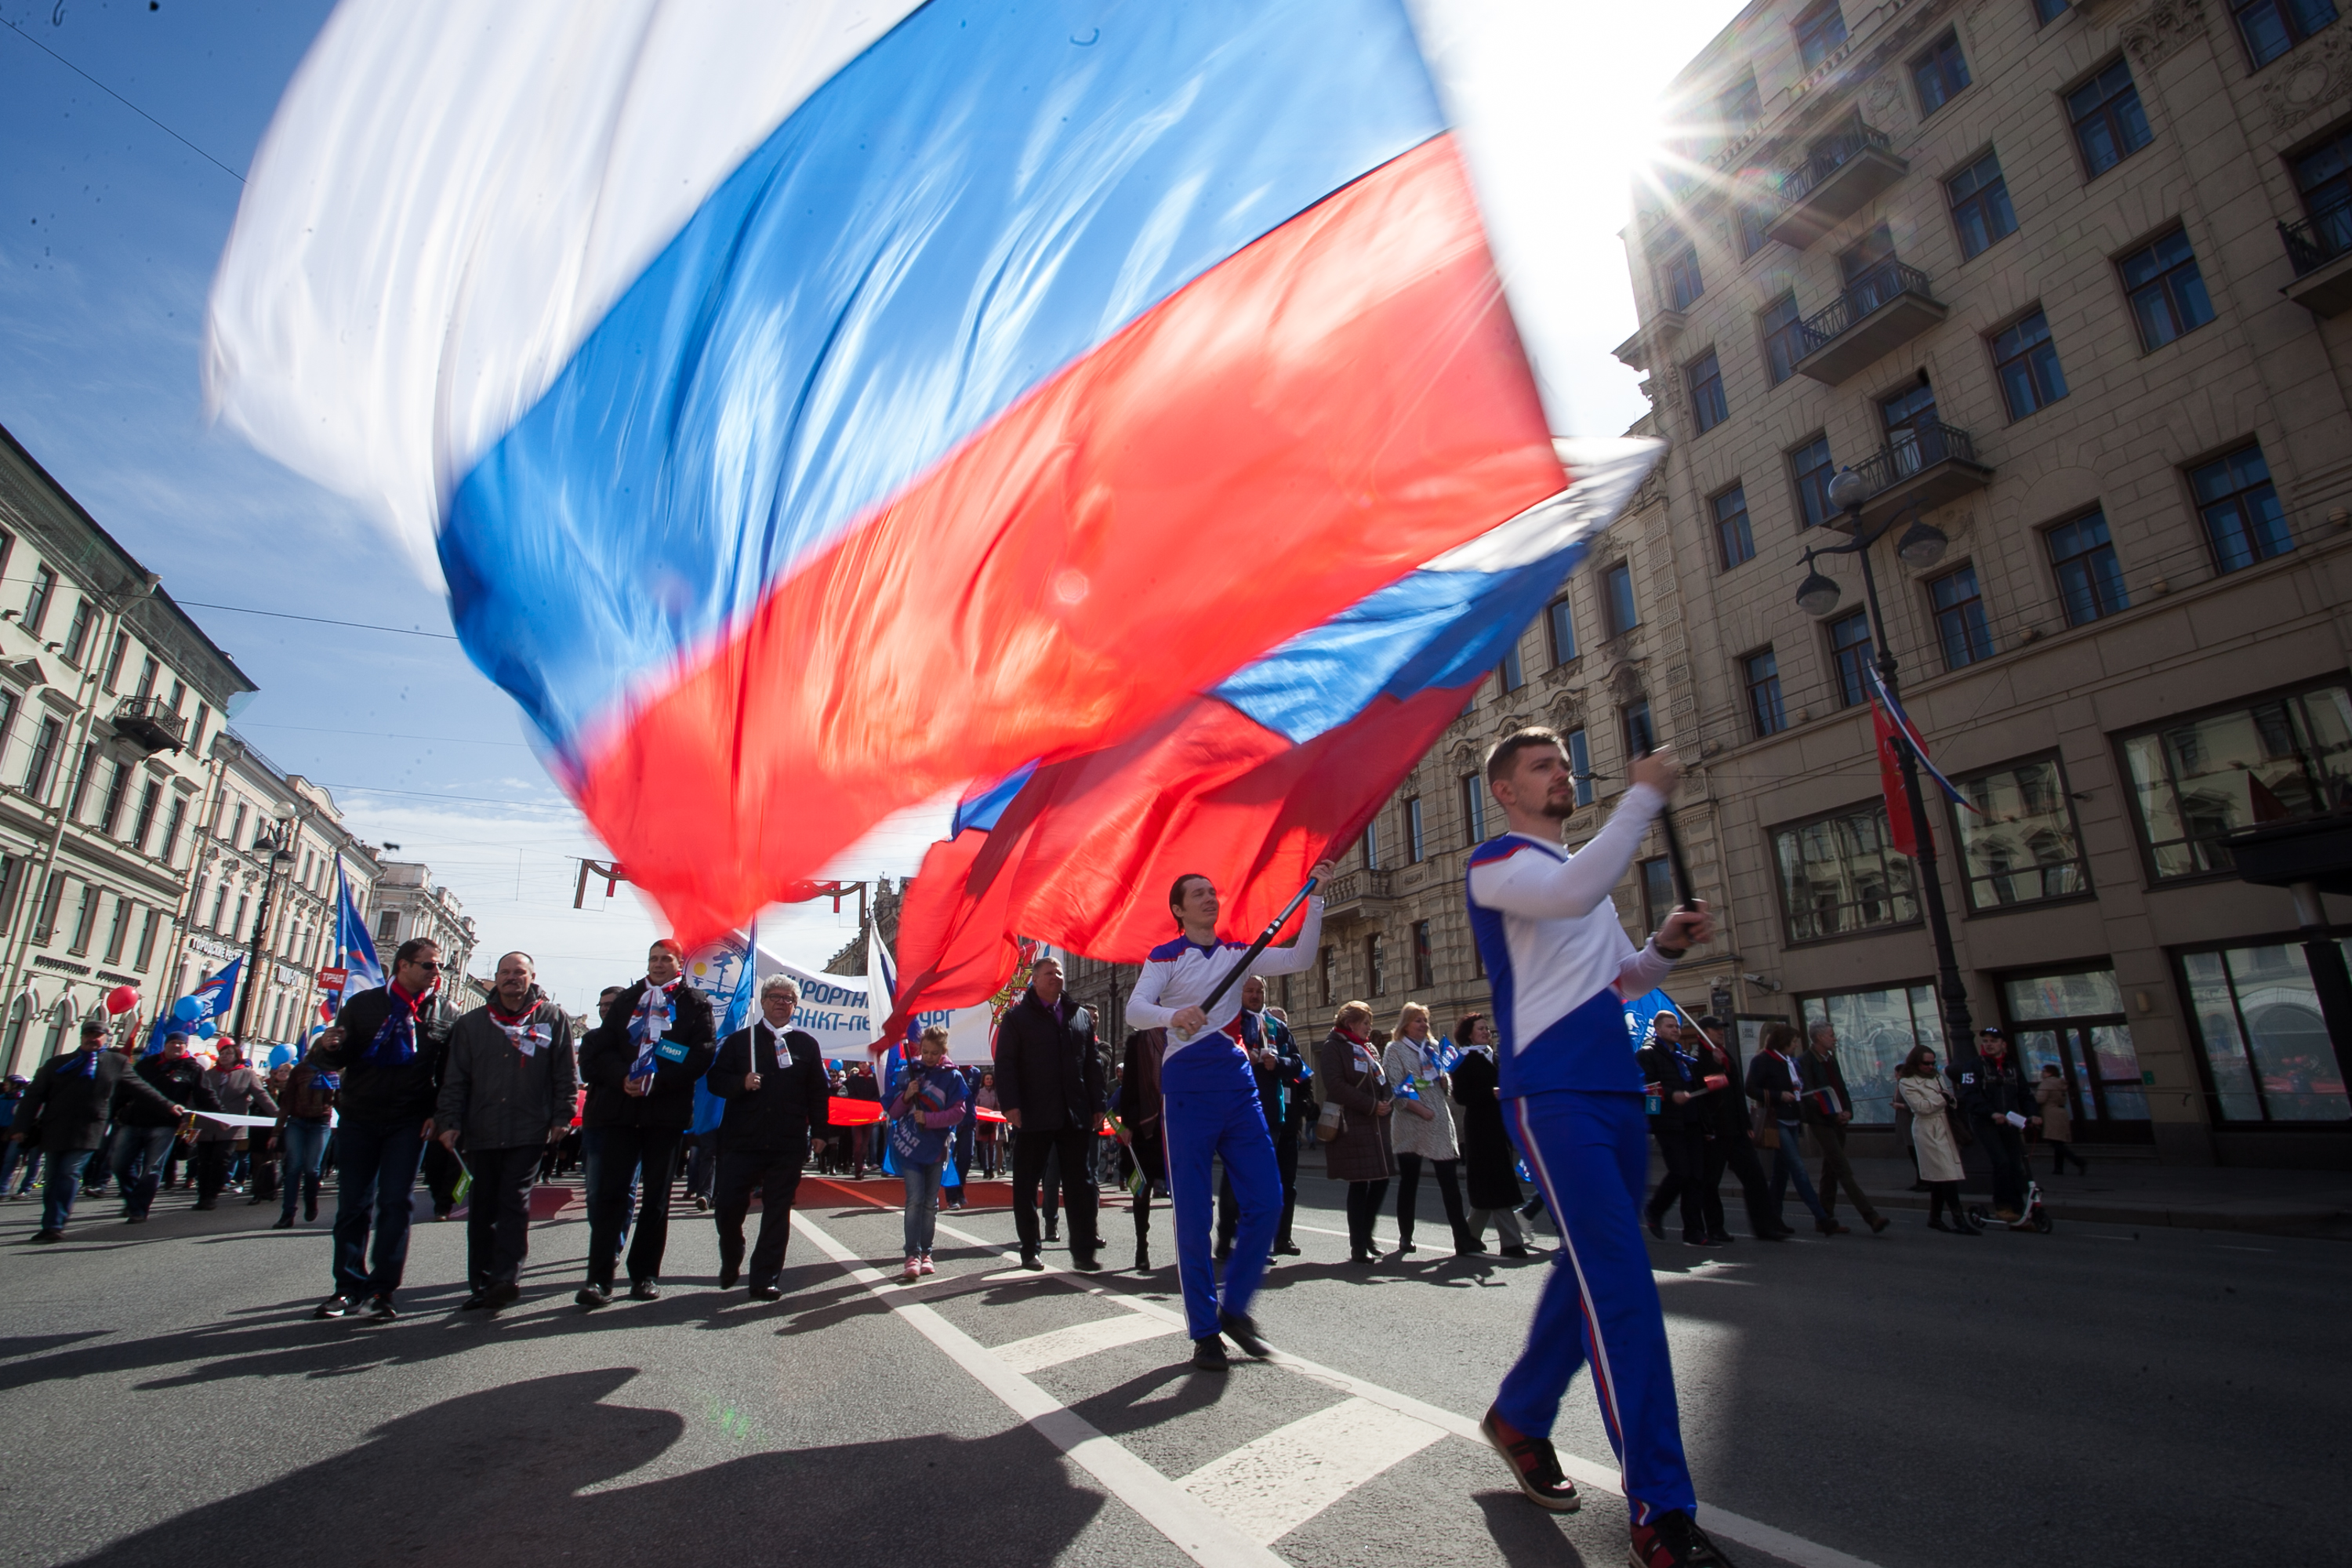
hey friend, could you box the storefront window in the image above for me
[2121,684,2352,879]
[1954,756,2089,909]
[2180,943,2349,1121]
[2004,967,2147,1128]
[1772,802,1918,942]
[1795,982,1941,1124]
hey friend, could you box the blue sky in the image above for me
[0,0,1740,1007]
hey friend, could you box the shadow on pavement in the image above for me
[1472,1490,1595,1567]
[61,1367,1112,1567]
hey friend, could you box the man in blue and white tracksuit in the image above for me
[1126,862,1330,1372]
[1465,728,1735,1568]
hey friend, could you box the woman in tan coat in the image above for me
[1896,1044,1972,1234]
[1317,1000,1393,1265]
[2036,1065,2088,1174]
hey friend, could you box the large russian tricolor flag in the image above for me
[207,1,1571,949]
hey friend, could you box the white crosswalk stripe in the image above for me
[993,1312,1183,1374]
[1178,1396,1445,1545]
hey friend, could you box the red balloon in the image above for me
[104,985,140,1016]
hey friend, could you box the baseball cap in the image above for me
[78,1018,109,1038]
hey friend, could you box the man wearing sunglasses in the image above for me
[303,938,462,1322]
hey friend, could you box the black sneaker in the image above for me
[576,1284,612,1310]
[1628,1509,1736,1567]
[313,1294,353,1319]
[1189,1337,1229,1372]
[1218,1311,1272,1359]
[363,1295,399,1321]
[1480,1406,1579,1512]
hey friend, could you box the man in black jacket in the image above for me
[436,952,578,1313]
[303,938,462,1320]
[1955,1025,2039,1221]
[1637,1014,1707,1246]
[995,956,1105,1272]
[1216,977,1308,1261]
[1800,1024,1889,1236]
[709,974,829,1299]
[111,1032,216,1221]
[15,1019,183,1240]
[576,938,717,1307]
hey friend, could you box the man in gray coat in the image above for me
[434,952,578,1312]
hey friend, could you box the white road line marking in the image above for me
[926,1215,1889,1568]
[995,1312,1182,1374]
[1178,1396,1445,1545]
[793,1214,1284,1568]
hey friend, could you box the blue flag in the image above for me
[689,920,758,1138]
[329,859,384,1014]
[148,957,243,1054]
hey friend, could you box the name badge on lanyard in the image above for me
[655,1038,690,1065]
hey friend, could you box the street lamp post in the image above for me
[1794,470,1980,1069]
[233,806,299,1044]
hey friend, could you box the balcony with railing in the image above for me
[1765,119,1907,250]
[110,696,187,753]
[1842,422,1992,528]
[1319,866,1395,924]
[2281,205,2352,317]
[1791,262,1947,385]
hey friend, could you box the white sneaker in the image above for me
[900,1259,921,1283]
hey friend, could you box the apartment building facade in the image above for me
[1612,0,2352,1166]
[368,861,477,993]
[0,426,256,1076]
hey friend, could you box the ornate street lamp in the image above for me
[232,804,300,1043]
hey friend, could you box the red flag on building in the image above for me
[1874,702,1918,857]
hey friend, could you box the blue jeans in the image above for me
[109,1124,179,1217]
[1769,1120,1830,1225]
[330,1120,426,1301]
[280,1120,329,1219]
[901,1160,942,1257]
[40,1147,95,1233]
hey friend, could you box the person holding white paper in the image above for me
[1954,1026,2039,1222]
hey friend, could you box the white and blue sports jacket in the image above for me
[1126,897,1323,1095]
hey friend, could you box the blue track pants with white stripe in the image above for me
[1165,1088,1279,1341]
[1500,1089,1697,1526]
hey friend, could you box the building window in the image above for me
[103,896,132,964]
[2190,445,2292,572]
[2291,125,2352,252]
[1773,802,1918,943]
[1955,755,2091,909]
[101,632,128,692]
[0,691,15,763]
[1363,819,1380,870]
[1929,565,1994,670]
[2037,0,2071,21]
[22,715,61,799]
[1737,202,1773,260]
[1761,294,1806,385]
[159,797,185,866]
[208,882,230,930]
[65,745,97,822]
[1497,637,1526,692]
[2047,510,2129,625]
[1712,485,1756,568]
[2120,227,2214,350]
[130,779,162,850]
[1791,435,1836,528]
[1795,983,1942,1124]
[2067,60,2153,178]
[1546,597,1577,665]
[1828,612,1875,708]
[189,702,209,755]
[1603,563,1639,637]
[1461,773,1487,844]
[1623,699,1656,757]
[31,873,64,942]
[61,600,94,667]
[1319,946,1335,1006]
[1795,0,1849,68]
[1405,797,1425,862]
[1639,855,1675,935]
[2182,942,2350,1121]
[99,760,132,837]
[1662,241,1704,311]
[133,654,158,702]
[376,909,399,944]
[230,803,248,848]
[67,883,98,955]
[1686,350,1728,434]
[2233,0,2339,70]
[1569,728,1595,806]
[233,895,249,939]
[1911,31,1971,114]
[1411,920,1435,989]
[1744,648,1788,737]
[1717,69,1763,142]
[2120,682,2352,880]
[1947,151,2018,260]
[134,906,160,969]
[23,566,55,636]
[1991,309,2068,420]
[1366,933,1387,997]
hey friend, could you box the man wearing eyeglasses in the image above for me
[303,938,461,1322]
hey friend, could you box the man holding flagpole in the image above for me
[709,975,829,1300]
[1125,862,1330,1372]
[1465,729,1734,1568]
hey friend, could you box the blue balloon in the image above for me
[173,996,202,1022]
[267,1044,296,1069]
[195,1019,218,1039]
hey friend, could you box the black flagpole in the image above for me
[1642,750,1697,911]
[1194,874,1321,1022]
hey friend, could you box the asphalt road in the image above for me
[0,1162,2342,1568]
